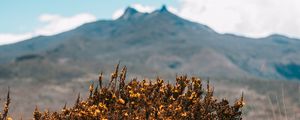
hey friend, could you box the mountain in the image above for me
[1,6,300,119]
[1,6,300,81]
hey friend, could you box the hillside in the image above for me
[1,6,300,80]
[0,6,300,119]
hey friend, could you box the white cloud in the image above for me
[36,13,96,35]
[0,33,33,45]
[0,13,96,45]
[131,4,155,13]
[167,6,179,14]
[112,9,125,20]
[112,4,156,20]
[178,0,300,38]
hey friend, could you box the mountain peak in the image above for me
[119,7,139,20]
[125,7,138,14]
[119,5,173,20]
[160,5,168,12]
[152,5,173,15]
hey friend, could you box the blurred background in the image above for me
[1,0,300,119]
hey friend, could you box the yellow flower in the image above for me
[95,109,100,113]
[117,98,125,104]
[159,105,164,110]
[181,112,187,117]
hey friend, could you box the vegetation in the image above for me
[0,88,10,120]
[1,64,245,119]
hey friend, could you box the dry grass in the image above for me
[1,64,244,120]
[0,88,11,120]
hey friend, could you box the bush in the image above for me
[1,64,245,120]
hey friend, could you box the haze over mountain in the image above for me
[1,6,300,119]
[1,6,300,81]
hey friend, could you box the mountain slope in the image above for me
[1,6,300,119]
[1,6,300,80]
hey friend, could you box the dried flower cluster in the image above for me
[0,64,244,120]
[0,88,12,120]
[32,64,245,120]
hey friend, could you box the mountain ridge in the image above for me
[1,6,300,119]
[0,5,300,80]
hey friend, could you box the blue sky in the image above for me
[1,0,300,45]
[0,0,177,33]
